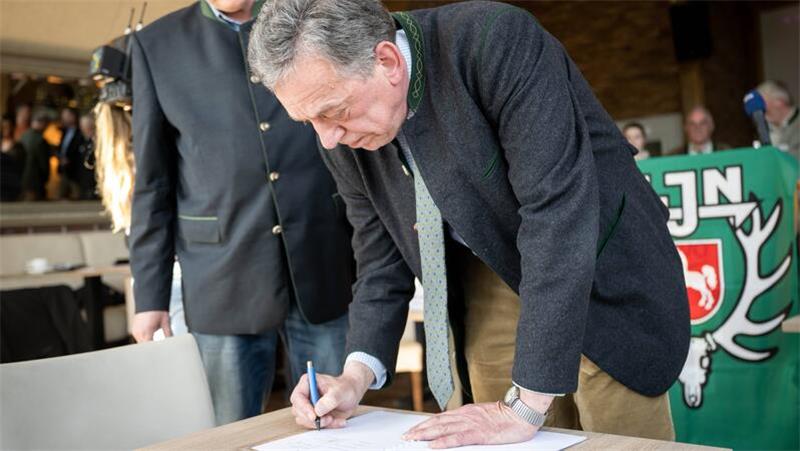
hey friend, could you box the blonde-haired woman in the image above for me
[93,101,186,338]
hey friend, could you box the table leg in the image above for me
[83,275,106,350]
[411,371,424,412]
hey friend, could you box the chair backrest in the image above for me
[0,233,85,276]
[78,231,128,268]
[0,334,215,450]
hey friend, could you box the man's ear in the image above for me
[375,41,404,86]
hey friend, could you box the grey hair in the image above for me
[757,80,794,106]
[248,0,396,89]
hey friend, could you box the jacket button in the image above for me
[259,122,270,132]
[269,171,280,182]
[250,75,260,84]
[272,225,283,235]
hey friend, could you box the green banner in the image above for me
[638,147,799,450]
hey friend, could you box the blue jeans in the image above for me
[192,303,348,426]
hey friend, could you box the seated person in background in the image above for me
[622,122,650,160]
[757,80,799,162]
[20,111,52,201]
[670,106,729,155]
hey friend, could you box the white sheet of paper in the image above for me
[253,411,586,451]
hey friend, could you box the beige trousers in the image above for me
[456,249,675,441]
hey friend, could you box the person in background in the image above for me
[757,80,799,162]
[20,111,52,201]
[57,107,85,200]
[622,122,650,160]
[13,103,31,142]
[77,113,98,199]
[1,113,26,201]
[92,98,188,338]
[670,106,729,155]
[130,0,354,426]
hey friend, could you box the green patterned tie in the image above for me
[402,140,454,411]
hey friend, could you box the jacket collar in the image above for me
[392,12,425,116]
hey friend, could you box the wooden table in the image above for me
[141,406,727,451]
[782,315,800,333]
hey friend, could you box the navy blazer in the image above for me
[321,2,689,396]
[130,2,354,334]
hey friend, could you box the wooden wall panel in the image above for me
[383,0,762,147]
[384,1,682,119]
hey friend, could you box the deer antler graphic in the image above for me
[678,198,792,408]
[712,198,791,361]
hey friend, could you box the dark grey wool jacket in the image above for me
[320,2,689,396]
[130,1,354,334]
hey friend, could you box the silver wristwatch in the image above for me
[503,386,548,427]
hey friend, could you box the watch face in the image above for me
[503,386,518,404]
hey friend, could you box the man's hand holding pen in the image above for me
[290,360,374,430]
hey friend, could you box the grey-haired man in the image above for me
[757,80,799,162]
[249,0,689,447]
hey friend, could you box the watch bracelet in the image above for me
[510,398,547,426]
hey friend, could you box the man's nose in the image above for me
[314,121,345,149]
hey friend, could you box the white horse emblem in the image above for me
[679,249,718,311]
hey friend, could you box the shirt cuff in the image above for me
[513,380,565,397]
[346,352,388,390]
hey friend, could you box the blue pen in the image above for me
[307,361,321,430]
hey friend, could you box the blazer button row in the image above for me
[259,122,271,132]
[272,225,282,235]
[268,171,280,182]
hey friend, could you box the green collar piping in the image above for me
[392,11,425,115]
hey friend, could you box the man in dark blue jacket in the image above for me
[130,0,354,425]
[249,0,689,446]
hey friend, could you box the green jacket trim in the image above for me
[596,195,625,258]
[482,152,500,179]
[178,214,218,221]
[392,11,425,115]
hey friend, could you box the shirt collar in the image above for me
[200,0,265,31]
[688,141,713,155]
[204,0,243,30]
[395,30,414,119]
